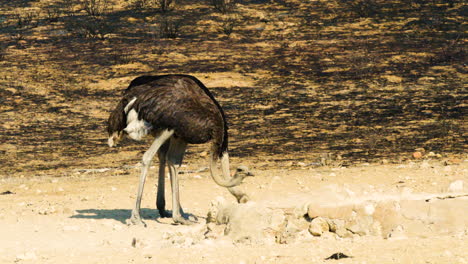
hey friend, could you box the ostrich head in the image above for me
[233,165,254,178]
[108,132,123,147]
[230,165,253,204]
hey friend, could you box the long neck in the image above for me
[209,152,243,188]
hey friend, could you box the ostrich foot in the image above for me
[173,216,196,225]
[128,211,147,227]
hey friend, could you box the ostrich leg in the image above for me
[130,129,174,226]
[156,142,170,218]
[166,137,193,225]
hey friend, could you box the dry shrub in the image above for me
[128,0,175,12]
[65,17,112,39]
[335,0,382,18]
[211,0,236,14]
[0,45,6,61]
[219,17,239,37]
[158,0,176,12]
[82,0,111,17]
[157,16,180,38]
[13,11,40,29]
[42,6,64,23]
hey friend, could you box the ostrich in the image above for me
[107,74,252,226]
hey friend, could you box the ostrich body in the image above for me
[108,74,251,225]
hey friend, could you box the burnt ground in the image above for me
[0,0,466,175]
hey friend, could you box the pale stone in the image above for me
[448,180,464,192]
[373,201,402,238]
[269,210,286,231]
[293,203,309,219]
[400,200,430,220]
[345,215,374,236]
[363,203,375,216]
[308,217,329,236]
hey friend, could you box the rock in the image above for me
[400,200,430,220]
[285,220,302,234]
[215,201,273,243]
[293,203,309,219]
[412,151,423,159]
[345,215,374,236]
[275,219,301,244]
[335,226,353,238]
[205,223,226,239]
[373,201,401,238]
[448,180,464,192]
[308,217,329,236]
[206,196,228,224]
[324,218,352,238]
[269,210,286,231]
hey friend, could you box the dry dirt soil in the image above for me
[0,0,466,263]
[1,160,467,264]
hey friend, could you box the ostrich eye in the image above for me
[236,168,243,172]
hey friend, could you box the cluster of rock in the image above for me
[199,191,467,244]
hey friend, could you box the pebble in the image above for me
[448,180,464,192]
[413,151,423,159]
[364,204,375,216]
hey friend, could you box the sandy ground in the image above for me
[1,159,467,264]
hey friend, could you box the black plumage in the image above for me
[108,74,228,157]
